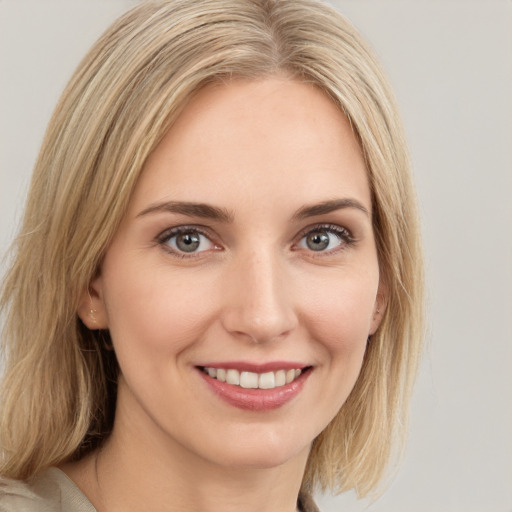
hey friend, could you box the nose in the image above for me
[220,249,298,344]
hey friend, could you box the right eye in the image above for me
[158,227,217,256]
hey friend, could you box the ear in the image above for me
[369,283,388,336]
[77,274,109,330]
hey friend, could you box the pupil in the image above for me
[177,233,200,252]
[307,232,329,251]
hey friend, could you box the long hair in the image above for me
[0,0,423,497]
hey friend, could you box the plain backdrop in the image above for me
[1,1,511,511]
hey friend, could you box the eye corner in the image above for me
[294,223,355,255]
[155,225,222,258]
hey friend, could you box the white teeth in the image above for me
[240,371,259,389]
[258,371,275,389]
[275,370,286,387]
[203,367,305,389]
[226,369,240,385]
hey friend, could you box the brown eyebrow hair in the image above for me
[137,198,369,223]
[137,201,234,223]
[292,198,370,220]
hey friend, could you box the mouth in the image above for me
[199,366,308,390]
[196,364,312,411]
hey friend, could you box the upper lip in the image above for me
[197,361,310,373]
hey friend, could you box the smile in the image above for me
[197,363,312,411]
[201,367,302,390]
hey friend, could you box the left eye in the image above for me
[162,229,214,254]
[297,228,346,252]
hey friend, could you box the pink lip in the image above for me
[197,366,311,412]
[198,361,307,373]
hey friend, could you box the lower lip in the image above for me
[198,369,310,411]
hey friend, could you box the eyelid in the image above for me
[293,223,356,253]
[156,225,222,258]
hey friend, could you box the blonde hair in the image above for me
[0,0,423,497]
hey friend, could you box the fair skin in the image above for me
[65,77,384,512]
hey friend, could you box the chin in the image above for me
[195,428,312,471]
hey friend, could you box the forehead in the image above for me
[129,78,370,216]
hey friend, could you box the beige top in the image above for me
[0,467,320,512]
[0,468,95,512]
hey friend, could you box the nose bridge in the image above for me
[222,246,297,343]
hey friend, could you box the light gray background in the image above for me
[1,1,511,511]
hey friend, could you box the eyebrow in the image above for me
[137,201,234,223]
[292,198,370,221]
[137,197,369,223]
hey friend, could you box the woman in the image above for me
[0,0,423,511]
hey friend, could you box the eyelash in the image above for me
[295,223,356,255]
[156,226,218,259]
[155,223,355,258]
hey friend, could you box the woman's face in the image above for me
[83,78,383,471]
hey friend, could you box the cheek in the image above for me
[301,270,377,382]
[305,270,378,342]
[101,259,219,358]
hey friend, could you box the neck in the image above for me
[62,402,310,512]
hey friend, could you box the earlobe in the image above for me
[77,276,109,330]
[369,286,387,336]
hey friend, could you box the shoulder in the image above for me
[0,468,95,512]
[0,471,56,512]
